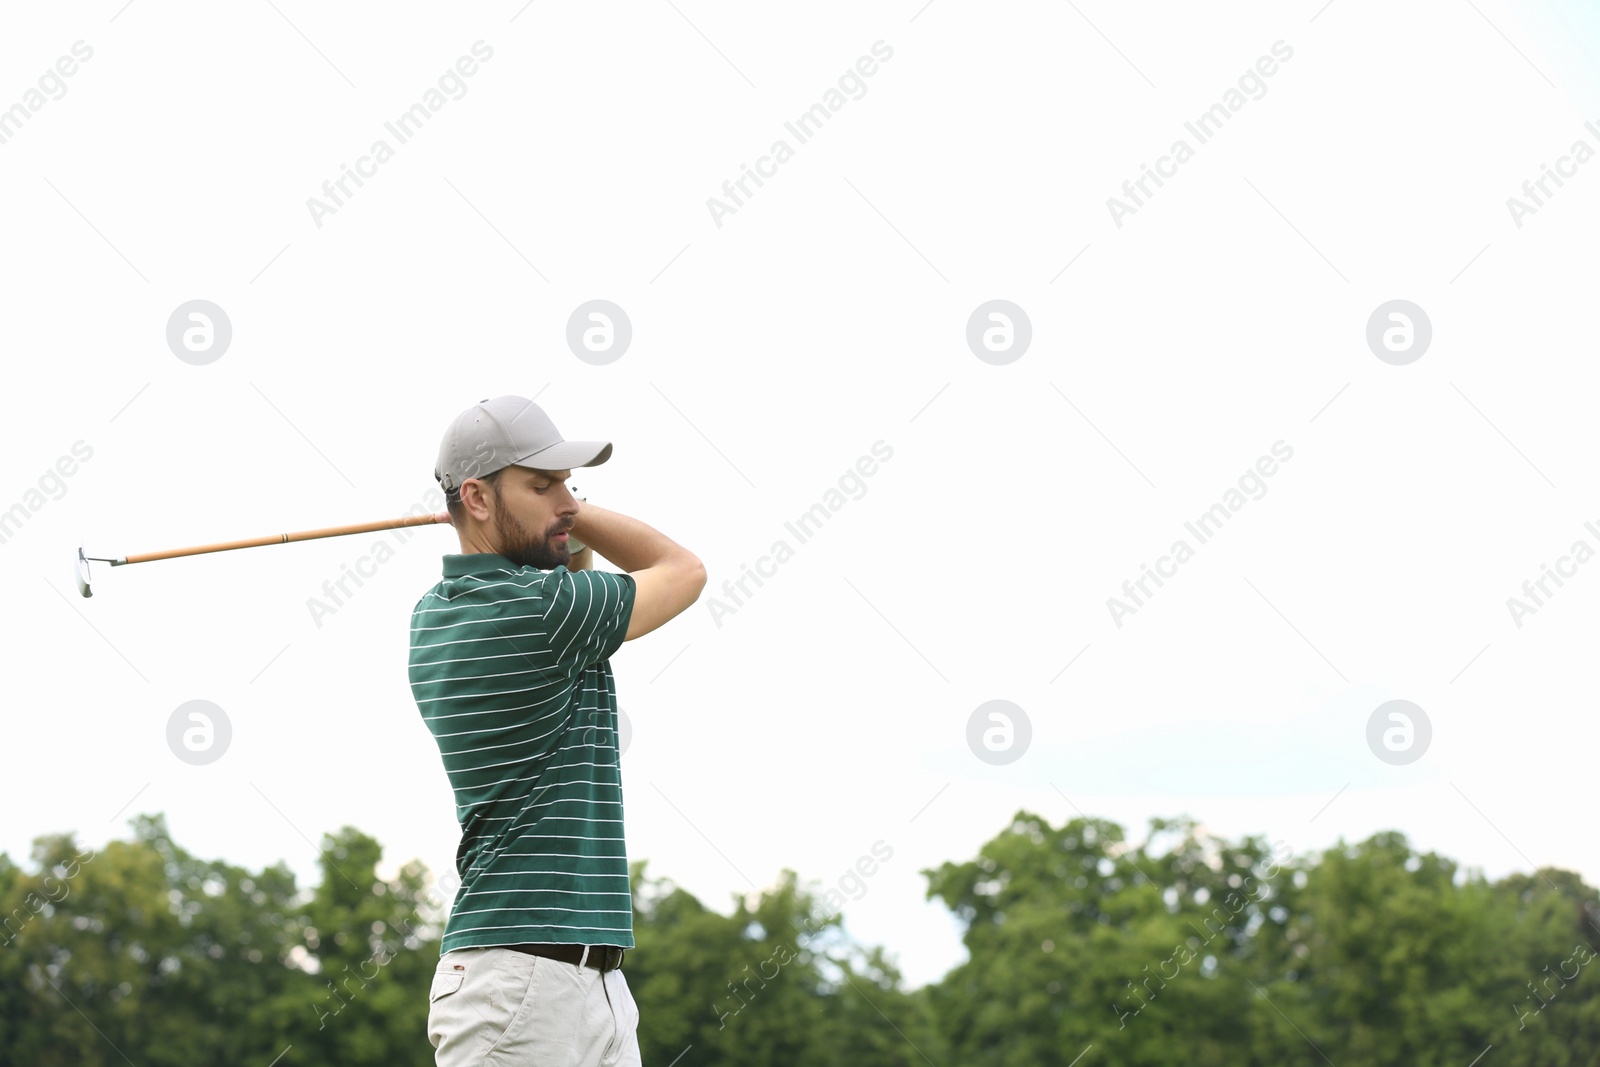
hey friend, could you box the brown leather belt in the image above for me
[504,943,626,972]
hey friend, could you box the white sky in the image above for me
[3,0,1599,991]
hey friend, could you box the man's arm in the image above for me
[570,502,705,641]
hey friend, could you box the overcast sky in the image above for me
[4,0,1599,991]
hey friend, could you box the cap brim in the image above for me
[515,440,612,471]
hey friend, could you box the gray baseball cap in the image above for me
[435,396,612,492]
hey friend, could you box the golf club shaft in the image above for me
[119,511,451,565]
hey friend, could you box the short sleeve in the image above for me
[543,568,636,673]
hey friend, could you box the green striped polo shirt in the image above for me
[409,553,637,954]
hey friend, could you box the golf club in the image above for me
[76,511,452,597]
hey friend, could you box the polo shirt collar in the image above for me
[442,553,524,578]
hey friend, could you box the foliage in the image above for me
[923,811,1600,1067]
[1,811,1595,1065]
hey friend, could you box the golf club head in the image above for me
[76,546,93,598]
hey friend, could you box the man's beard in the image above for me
[494,504,570,570]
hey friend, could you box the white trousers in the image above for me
[428,946,641,1066]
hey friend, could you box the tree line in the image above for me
[1,811,1596,1065]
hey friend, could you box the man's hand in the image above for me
[570,501,705,641]
[565,483,591,571]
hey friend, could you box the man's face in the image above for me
[481,465,578,570]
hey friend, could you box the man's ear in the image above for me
[461,479,496,522]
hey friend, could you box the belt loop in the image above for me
[578,945,591,971]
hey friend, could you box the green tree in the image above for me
[1484,867,1600,1065]
[925,811,1281,1066]
[8,807,1597,1066]
[262,825,447,1065]
[0,814,305,1065]
[0,814,446,1066]
[925,811,1600,1067]
[627,862,940,1066]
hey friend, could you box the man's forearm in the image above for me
[571,502,694,573]
[566,543,594,571]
